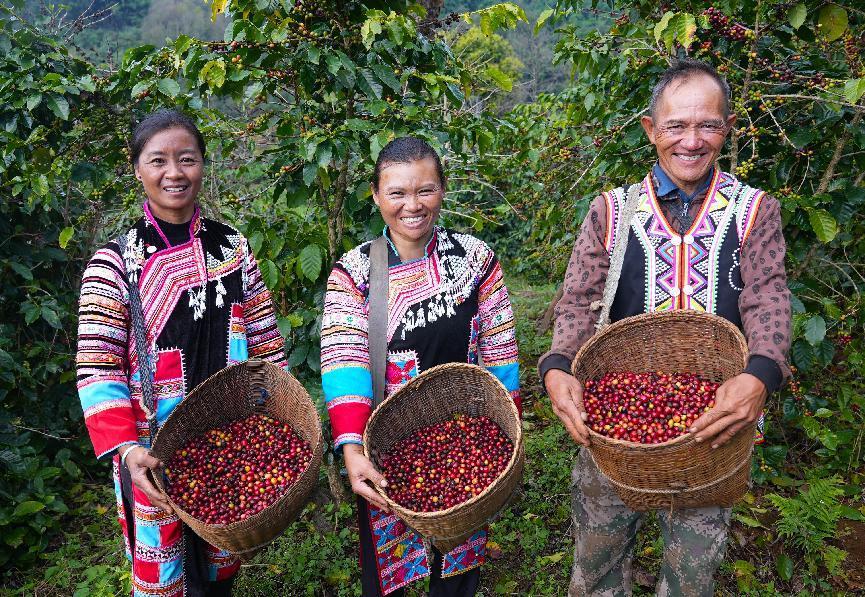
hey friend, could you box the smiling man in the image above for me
[539,59,792,595]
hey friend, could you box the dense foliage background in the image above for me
[1,0,863,594]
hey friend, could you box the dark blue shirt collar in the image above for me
[652,162,714,203]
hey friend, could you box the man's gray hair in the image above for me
[648,58,732,119]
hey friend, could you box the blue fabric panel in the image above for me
[485,363,520,392]
[228,337,248,364]
[156,397,182,425]
[79,381,130,411]
[136,523,161,548]
[322,366,373,402]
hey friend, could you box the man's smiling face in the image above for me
[641,73,736,195]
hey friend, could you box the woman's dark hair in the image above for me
[130,109,206,165]
[372,136,445,191]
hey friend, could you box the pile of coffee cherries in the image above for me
[379,415,513,512]
[163,414,313,524]
[584,371,718,444]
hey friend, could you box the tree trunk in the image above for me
[536,286,563,335]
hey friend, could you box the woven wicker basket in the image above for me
[151,359,323,557]
[363,363,524,552]
[571,310,753,511]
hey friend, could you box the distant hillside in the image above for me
[26,0,606,99]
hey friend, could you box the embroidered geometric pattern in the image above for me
[321,226,520,594]
[77,206,284,596]
[604,170,764,316]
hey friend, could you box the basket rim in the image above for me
[571,311,748,378]
[151,359,324,532]
[362,362,523,520]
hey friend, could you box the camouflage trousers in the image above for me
[569,449,731,597]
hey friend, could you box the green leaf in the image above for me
[32,174,49,196]
[157,78,181,98]
[276,316,293,338]
[259,259,279,290]
[361,14,383,49]
[26,93,42,111]
[808,208,838,242]
[790,294,805,314]
[45,94,69,120]
[804,316,826,346]
[775,554,794,581]
[789,3,806,29]
[357,68,382,100]
[734,513,764,528]
[672,13,697,50]
[371,64,401,92]
[791,340,814,370]
[8,261,33,281]
[58,226,74,249]
[4,527,26,548]
[843,78,865,104]
[22,302,40,325]
[298,244,322,282]
[485,66,513,92]
[654,11,675,44]
[817,4,847,41]
[199,59,226,90]
[535,8,554,35]
[41,307,62,329]
[13,501,44,517]
[287,343,309,368]
[248,231,264,256]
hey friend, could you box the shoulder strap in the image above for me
[368,236,389,410]
[594,182,643,331]
[116,233,159,443]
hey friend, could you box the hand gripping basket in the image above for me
[151,359,323,557]
[571,310,753,511]
[363,363,524,552]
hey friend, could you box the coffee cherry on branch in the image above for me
[163,413,313,525]
[378,414,513,513]
[583,371,719,444]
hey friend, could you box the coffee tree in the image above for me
[0,0,527,572]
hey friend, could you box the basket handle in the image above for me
[593,182,643,331]
[246,359,269,413]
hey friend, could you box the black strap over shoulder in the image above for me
[115,233,159,444]
[368,236,389,410]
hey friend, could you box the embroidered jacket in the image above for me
[539,168,791,393]
[76,204,285,596]
[320,226,520,594]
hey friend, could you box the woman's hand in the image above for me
[123,446,174,514]
[343,444,390,512]
[545,369,591,447]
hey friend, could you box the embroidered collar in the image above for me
[143,201,202,248]
[652,162,714,203]
[382,225,439,264]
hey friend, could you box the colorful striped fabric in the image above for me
[321,226,520,594]
[76,205,285,596]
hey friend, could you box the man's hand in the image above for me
[545,369,591,447]
[343,444,390,512]
[124,447,174,514]
[690,373,767,448]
